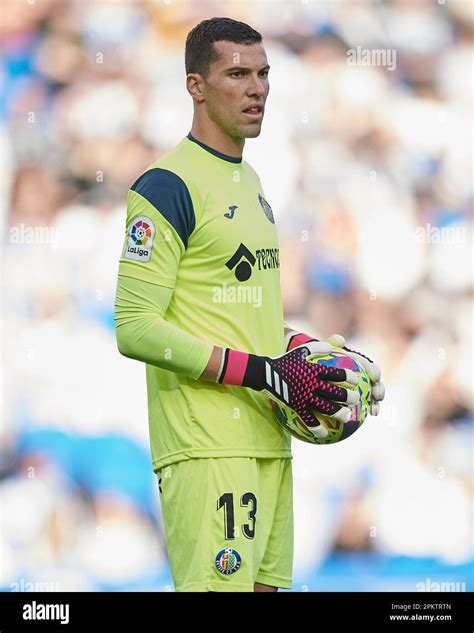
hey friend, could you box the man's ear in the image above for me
[186,73,205,103]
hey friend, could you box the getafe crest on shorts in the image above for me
[215,548,242,575]
[258,193,274,224]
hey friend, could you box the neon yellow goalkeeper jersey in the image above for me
[118,133,291,471]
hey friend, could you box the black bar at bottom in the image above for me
[0,591,472,633]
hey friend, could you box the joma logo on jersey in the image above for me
[226,243,279,281]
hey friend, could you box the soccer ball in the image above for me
[271,351,372,445]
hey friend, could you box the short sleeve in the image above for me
[118,168,196,288]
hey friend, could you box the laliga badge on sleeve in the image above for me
[124,215,156,263]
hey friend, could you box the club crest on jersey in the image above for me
[124,215,155,263]
[258,193,274,224]
[215,548,242,575]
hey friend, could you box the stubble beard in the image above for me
[209,103,263,141]
[225,118,263,140]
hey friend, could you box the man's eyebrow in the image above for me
[225,64,271,72]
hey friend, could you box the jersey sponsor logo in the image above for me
[225,243,256,281]
[215,548,242,575]
[258,193,274,224]
[224,205,238,219]
[255,248,280,270]
[226,243,280,281]
[124,216,156,263]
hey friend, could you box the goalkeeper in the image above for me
[114,17,384,593]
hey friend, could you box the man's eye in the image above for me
[231,71,243,77]
[260,71,269,78]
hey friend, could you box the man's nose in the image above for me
[247,74,265,97]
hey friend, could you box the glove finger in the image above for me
[326,333,346,349]
[370,402,380,416]
[355,355,381,383]
[299,341,332,357]
[309,395,353,424]
[299,408,329,438]
[312,380,359,406]
[371,381,385,402]
[314,364,359,387]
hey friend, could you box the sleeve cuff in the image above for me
[189,340,215,380]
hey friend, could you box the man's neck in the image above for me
[190,120,244,159]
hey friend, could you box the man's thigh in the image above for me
[157,457,292,592]
[255,457,293,590]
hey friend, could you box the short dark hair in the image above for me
[185,17,262,77]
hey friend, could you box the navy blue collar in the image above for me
[187,132,242,164]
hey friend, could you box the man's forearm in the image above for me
[200,346,224,381]
[116,283,301,385]
[115,274,214,380]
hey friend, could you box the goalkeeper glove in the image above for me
[217,341,359,429]
[285,330,385,416]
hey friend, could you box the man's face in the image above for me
[200,41,270,139]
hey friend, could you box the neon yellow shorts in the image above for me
[157,457,293,592]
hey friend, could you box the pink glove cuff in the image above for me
[286,331,316,351]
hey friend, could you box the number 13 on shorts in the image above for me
[217,492,257,540]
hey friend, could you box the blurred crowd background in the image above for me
[1,0,472,592]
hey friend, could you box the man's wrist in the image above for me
[217,349,266,390]
[200,346,225,381]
